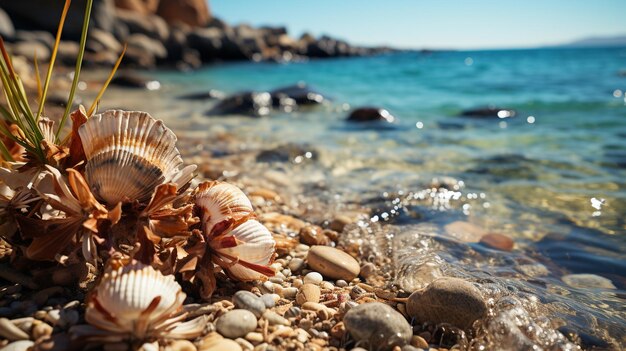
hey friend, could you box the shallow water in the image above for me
[90,47,626,349]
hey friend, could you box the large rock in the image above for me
[270,83,326,105]
[87,29,123,54]
[407,277,488,330]
[157,0,211,27]
[0,0,115,40]
[0,8,15,39]
[114,8,169,41]
[458,106,516,119]
[187,27,224,61]
[347,107,396,123]
[206,91,272,117]
[127,33,168,60]
[114,0,159,14]
[14,30,55,50]
[343,302,412,350]
[110,72,161,90]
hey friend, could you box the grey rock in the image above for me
[178,89,226,101]
[216,309,257,339]
[347,107,396,123]
[270,83,326,106]
[187,27,224,62]
[343,302,412,350]
[87,29,122,54]
[12,41,50,62]
[260,294,276,308]
[110,72,160,90]
[407,277,487,330]
[114,9,169,41]
[458,106,516,119]
[232,291,266,318]
[262,310,289,326]
[207,91,272,117]
[0,8,15,39]
[127,33,168,60]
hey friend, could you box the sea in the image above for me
[95,47,626,349]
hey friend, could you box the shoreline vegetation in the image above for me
[0,2,622,351]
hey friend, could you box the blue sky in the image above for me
[211,0,626,49]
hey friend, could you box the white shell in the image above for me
[78,110,196,205]
[195,181,254,235]
[213,219,276,281]
[86,263,185,337]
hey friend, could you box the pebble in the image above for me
[479,233,514,251]
[261,281,275,293]
[167,340,196,351]
[288,258,305,273]
[343,302,412,350]
[233,291,266,318]
[306,246,360,281]
[562,274,616,289]
[407,277,487,330]
[303,272,323,285]
[245,332,264,343]
[1,340,35,351]
[0,318,29,341]
[235,338,253,351]
[296,283,321,305]
[199,338,242,351]
[443,221,485,243]
[216,309,258,339]
[260,294,276,308]
[282,287,298,299]
[336,280,348,287]
[411,335,429,349]
[262,310,290,326]
[285,306,301,319]
[330,215,352,232]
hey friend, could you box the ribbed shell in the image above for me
[214,219,275,281]
[87,263,185,333]
[195,181,254,235]
[78,110,196,205]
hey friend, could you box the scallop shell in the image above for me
[212,219,276,281]
[86,263,186,338]
[195,181,254,236]
[78,110,196,205]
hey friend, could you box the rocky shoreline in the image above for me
[0,0,393,71]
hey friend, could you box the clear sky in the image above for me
[210,0,626,50]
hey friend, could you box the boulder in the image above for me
[110,72,161,90]
[56,41,80,66]
[12,41,50,62]
[206,91,272,117]
[0,8,15,39]
[157,0,211,27]
[114,0,159,14]
[347,107,396,123]
[163,25,189,62]
[270,83,325,105]
[256,143,318,163]
[14,31,55,50]
[87,29,123,54]
[187,27,224,61]
[0,0,115,40]
[458,107,516,118]
[114,8,169,41]
[127,33,168,60]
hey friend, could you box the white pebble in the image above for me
[304,272,323,285]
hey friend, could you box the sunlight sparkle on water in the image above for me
[465,57,474,66]
[416,121,424,129]
[527,116,536,124]
[613,89,622,98]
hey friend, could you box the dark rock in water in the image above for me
[207,91,272,116]
[618,70,626,77]
[459,107,516,118]
[270,83,326,105]
[407,277,487,330]
[467,154,537,182]
[178,90,226,101]
[0,8,15,39]
[256,143,318,163]
[343,302,412,350]
[347,107,396,123]
[110,72,161,90]
[479,233,514,251]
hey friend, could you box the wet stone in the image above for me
[407,277,488,330]
[216,309,258,339]
[260,294,276,308]
[306,245,360,281]
[562,274,616,289]
[343,302,412,350]
[233,291,266,318]
[479,233,514,251]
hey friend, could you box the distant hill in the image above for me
[559,35,626,48]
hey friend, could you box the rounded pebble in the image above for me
[199,338,242,351]
[262,310,289,326]
[407,277,487,330]
[167,340,196,351]
[562,274,616,289]
[288,258,305,273]
[260,294,276,308]
[216,309,258,339]
[303,272,323,285]
[479,233,514,251]
[306,245,360,281]
[343,302,412,350]
[233,291,266,318]
[296,283,321,305]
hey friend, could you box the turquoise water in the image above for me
[104,47,626,347]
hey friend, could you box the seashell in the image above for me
[194,181,254,236]
[85,263,186,339]
[78,110,196,205]
[211,219,276,281]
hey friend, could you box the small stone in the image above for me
[260,294,276,308]
[216,309,258,339]
[1,340,35,351]
[167,340,196,351]
[285,306,301,319]
[330,215,353,232]
[262,310,289,326]
[235,338,254,351]
[288,258,305,273]
[306,246,360,281]
[343,302,412,350]
[407,277,487,330]
[303,272,323,285]
[282,287,298,299]
[479,233,514,251]
[336,280,348,287]
[262,281,275,293]
[296,283,321,305]
[411,335,429,349]
[233,291,266,318]
[562,274,616,289]
[199,338,242,351]
[245,332,264,343]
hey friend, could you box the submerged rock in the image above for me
[562,274,616,289]
[407,277,487,330]
[458,106,516,119]
[479,233,514,251]
[178,89,226,100]
[110,72,161,90]
[206,91,272,116]
[255,143,318,163]
[270,83,326,105]
[347,107,396,123]
[343,302,412,350]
